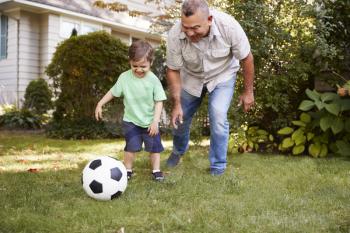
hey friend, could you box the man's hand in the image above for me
[239,91,254,112]
[148,121,159,136]
[95,104,103,121]
[240,52,255,112]
[171,104,183,129]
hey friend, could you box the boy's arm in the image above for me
[95,90,114,121]
[148,101,163,136]
[153,101,163,123]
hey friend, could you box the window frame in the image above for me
[60,17,102,39]
[0,14,8,60]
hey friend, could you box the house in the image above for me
[0,0,166,106]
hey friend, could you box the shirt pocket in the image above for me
[210,48,230,58]
[182,47,202,72]
[182,49,198,63]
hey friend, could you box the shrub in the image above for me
[23,78,53,115]
[45,31,129,139]
[0,106,43,130]
[276,89,350,157]
[151,41,167,88]
[45,118,121,139]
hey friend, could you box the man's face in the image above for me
[181,10,212,43]
[130,57,151,78]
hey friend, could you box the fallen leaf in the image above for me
[27,168,40,173]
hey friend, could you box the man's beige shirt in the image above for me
[166,9,251,97]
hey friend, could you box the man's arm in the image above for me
[239,52,255,112]
[166,68,183,128]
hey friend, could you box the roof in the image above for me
[26,0,162,18]
[1,0,167,33]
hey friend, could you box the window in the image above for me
[81,24,99,35]
[0,15,8,60]
[60,20,80,38]
[60,18,101,38]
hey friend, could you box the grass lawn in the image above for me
[0,131,349,233]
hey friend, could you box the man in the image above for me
[166,0,254,176]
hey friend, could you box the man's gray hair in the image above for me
[182,0,209,17]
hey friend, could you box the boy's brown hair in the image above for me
[128,40,154,63]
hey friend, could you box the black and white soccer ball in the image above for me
[82,156,127,201]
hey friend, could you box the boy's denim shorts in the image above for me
[122,121,164,153]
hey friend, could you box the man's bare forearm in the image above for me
[166,68,182,106]
[241,52,255,94]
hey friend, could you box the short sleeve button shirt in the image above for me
[166,9,251,97]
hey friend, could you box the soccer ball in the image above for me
[82,156,127,201]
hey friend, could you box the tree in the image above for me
[45,31,129,139]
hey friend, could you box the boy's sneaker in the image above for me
[152,171,165,182]
[166,153,181,167]
[127,171,133,180]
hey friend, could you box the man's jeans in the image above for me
[172,78,235,172]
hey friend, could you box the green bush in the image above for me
[45,31,129,139]
[0,106,43,130]
[23,78,53,115]
[226,0,315,131]
[151,41,167,88]
[45,118,121,139]
[275,89,350,157]
[312,0,350,87]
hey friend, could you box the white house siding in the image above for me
[0,11,19,105]
[111,30,130,45]
[145,37,161,48]
[17,10,40,104]
[39,13,60,79]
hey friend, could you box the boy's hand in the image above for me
[148,121,159,136]
[95,104,103,121]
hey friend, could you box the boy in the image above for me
[95,40,167,181]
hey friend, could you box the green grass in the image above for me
[0,131,349,233]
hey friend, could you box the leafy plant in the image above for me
[23,78,53,115]
[277,113,330,157]
[46,118,121,139]
[299,89,350,156]
[0,106,43,129]
[229,124,275,153]
[277,89,350,157]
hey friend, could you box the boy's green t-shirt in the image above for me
[110,70,167,128]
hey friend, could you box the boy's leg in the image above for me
[149,153,160,171]
[124,151,135,170]
[124,151,135,179]
[143,129,164,181]
[150,152,164,181]
[122,121,142,179]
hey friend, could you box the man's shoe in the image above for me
[152,171,165,182]
[210,168,225,176]
[166,153,181,167]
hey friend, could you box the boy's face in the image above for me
[130,57,151,78]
